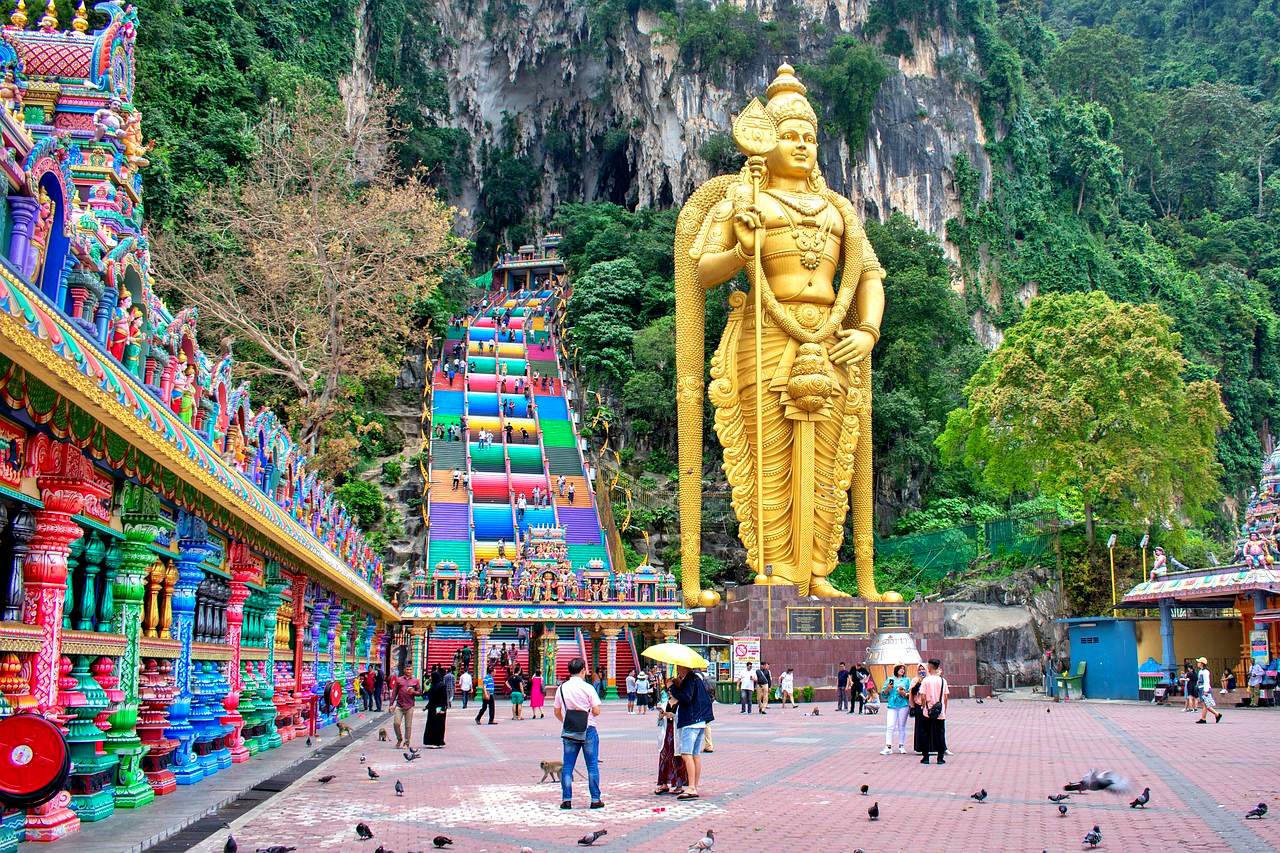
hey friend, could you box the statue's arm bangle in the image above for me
[856,322,880,344]
[734,243,752,263]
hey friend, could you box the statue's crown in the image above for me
[765,63,818,127]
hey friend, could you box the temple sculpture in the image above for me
[675,64,899,605]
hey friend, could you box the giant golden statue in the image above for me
[676,64,896,606]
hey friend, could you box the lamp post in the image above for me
[1139,533,1150,582]
[1107,533,1118,608]
[765,564,773,640]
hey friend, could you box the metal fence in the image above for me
[874,515,1054,578]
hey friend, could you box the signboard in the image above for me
[875,607,912,631]
[832,607,869,636]
[0,416,25,488]
[731,636,760,681]
[1252,629,1270,663]
[786,606,825,635]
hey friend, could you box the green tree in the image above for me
[334,480,385,528]
[1051,99,1125,215]
[1154,82,1265,216]
[938,292,1229,543]
[801,37,889,155]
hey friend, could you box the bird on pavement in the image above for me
[1082,825,1102,848]
[1129,788,1150,808]
[577,829,607,846]
[224,829,238,853]
[432,836,453,848]
[305,737,312,747]
[318,775,336,784]
[976,698,984,704]
[368,767,380,780]
[395,779,404,797]
[1048,794,1070,803]
[360,753,367,764]
[373,846,388,853]
[255,847,297,853]
[1245,802,1267,819]
[404,751,420,762]
[519,848,534,853]
[356,822,374,840]
[971,789,988,803]
[1058,804,1069,817]
[860,784,869,795]
[1064,769,1130,794]
[868,802,879,821]
[687,829,714,851]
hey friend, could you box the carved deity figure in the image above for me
[675,65,897,606]
[29,186,54,283]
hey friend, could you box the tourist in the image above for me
[780,667,796,708]
[649,666,661,709]
[459,667,473,710]
[509,667,526,720]
[738,663,755,713]
[1249,658,1265,705]
[1182,662,1198,712]
[879,664,911,755]
[390,665,420,749]
[554,657,603,810]
[372,665,384,712]
[851,665,866,715]
[557,474,567,496]
[626,669,638,714]
[836,661,849,711]
[1195,657,1222,723]
[700,668,717,753]
[654,694,689,796]
[462,470,471,492]
[670,665,714,800]
[1219,667,1237,695]
[360,668,375,711]
[423,668,448,749]
[530,671,545,719]
[452,468,461,491]
[443,666,456,708]
[916,659,948,764]
[755,662,771,714]
[475,665,497,725]
[910,663,927,754]
[635,668,651,715]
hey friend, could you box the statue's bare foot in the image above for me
[809,578,851,597]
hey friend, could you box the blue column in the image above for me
[1159,598,1176,683]
[166,511,212,785]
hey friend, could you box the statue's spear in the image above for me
[733,100,779,584]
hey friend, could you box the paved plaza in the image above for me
[156,696,1280,852]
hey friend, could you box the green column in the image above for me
[68,655,117,820]
[262,564,286,749]
[108,484,172,808]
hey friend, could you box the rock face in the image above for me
[942,563,1062,688]
[413,0,991,254]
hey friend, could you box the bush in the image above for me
[380,460,403,486]
[334,480,385,529]
[800,685,815,703]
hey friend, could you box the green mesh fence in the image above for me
[875,516,1052,578]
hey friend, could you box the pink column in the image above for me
[221,543,253,763]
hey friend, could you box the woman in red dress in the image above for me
[654,697,689,795]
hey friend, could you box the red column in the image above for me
[290,574,309,736]
[222,543,253,763]
[21,436,110,842]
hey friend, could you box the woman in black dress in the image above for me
[910,664,926,754]
[423,669,448,748]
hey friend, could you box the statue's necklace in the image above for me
[768,191,833,272]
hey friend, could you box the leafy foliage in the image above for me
[800,37,889,155]
[334,480,385,529]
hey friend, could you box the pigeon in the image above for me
[318,774,336,784]
[577,829,607,846]
[1082,825,1102,848]
[1048,794,1070,803]
[860,784,870,795]
[868,802,879,821]
[224,829,238,853]
[356,822,374,840]
[687,829,714,852]
[976,698,984,704]
[255,848,297,853]
[970,789,988,803]
[368,767,380,780]
[1129,787,1150,808]
[432,837,453,848]
[1058,804,1069,816]
[372,846,387,853]
[520,848,534,853]
[404,751,420,762]
[361,753,367,764]
[1064,770,1130,794]
[306,737,312,747]
[1245,802,1267,819]
[395,779,404,797]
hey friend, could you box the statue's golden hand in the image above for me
[732,204,762,256]
[830,328,876,365]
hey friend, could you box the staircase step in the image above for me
[540,421,578,448]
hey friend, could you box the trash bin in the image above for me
[715,680,737,705]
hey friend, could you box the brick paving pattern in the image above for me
[185,698,1280,852]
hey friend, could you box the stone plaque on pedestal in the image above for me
[832,607,869,636]
[786,607,824,636]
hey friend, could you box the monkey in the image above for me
[378,728,388,742]
[336,721,352,737]
[539,760,583,783]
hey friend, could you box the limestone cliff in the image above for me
[412,0,991,252]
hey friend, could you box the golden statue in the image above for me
[675,64,898,606]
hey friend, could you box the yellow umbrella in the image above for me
[641,643,708,669]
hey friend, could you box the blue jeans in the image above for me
[561,727,601,803]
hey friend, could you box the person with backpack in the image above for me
[915,658,948,765]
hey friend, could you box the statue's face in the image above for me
[768,118,818,180]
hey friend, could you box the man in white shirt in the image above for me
[738,664,756,714]
[459,669,473,709]
[554,657,603,809]
[626,671,637,714]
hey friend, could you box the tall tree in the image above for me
[937,291,1229,543]
[154,86,464,456]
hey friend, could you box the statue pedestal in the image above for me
[695,585,982,699]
